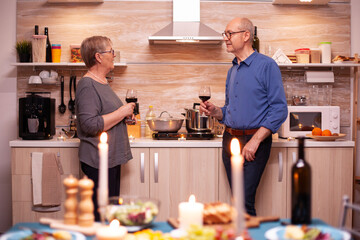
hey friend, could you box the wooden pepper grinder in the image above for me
[78,176,95,227]
[63,175,78,225]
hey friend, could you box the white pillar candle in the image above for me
[98,132,109,221]
[231,138,246,236]
[179,194,204,230]
[96,219,127,240]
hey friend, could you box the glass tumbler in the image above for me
[322,85,333,106]
[308,85,319,105]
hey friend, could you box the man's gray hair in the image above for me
[238,18,254,42]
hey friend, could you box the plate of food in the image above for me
[264,225,351,240]
[106,196,160,233]
[306,133,346,141]
[0,228,85,240]
[332,55,358,63]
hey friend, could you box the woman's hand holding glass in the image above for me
[123,102,136,125]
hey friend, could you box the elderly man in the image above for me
[200,17,287,216]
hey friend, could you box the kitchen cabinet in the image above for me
[120,147,219,221]
[286,147,353,228]
[11,147,80,225]
[219,147,288,218]
[255,148,288,218]
[218,146,353,227]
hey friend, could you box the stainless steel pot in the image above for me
[147,111,184,133]
[184,103,214,133]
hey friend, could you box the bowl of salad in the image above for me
[106,196,160,231]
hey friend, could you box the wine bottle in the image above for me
[291,136,312,224]
[252,26,260,53]
[44,27,52,62]
[34,25,39,35]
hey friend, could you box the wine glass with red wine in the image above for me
[199,85,211,102]
[125,89,139,124]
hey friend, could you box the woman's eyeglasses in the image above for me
[99,49,115,56]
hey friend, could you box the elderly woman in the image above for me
[75,36,135,221]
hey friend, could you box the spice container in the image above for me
[51,44,61,63]
[70,44,82,63]
[32,35,47,62]
[295,48,310,63]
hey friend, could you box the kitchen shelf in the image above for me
[12,62,127,67]
[278,63,360,68]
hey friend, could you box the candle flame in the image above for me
[188,194,196,203]
[230,138,241,155]
[110,219,120,228]
[100,132,108,143]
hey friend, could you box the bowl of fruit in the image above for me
[106,196,160,232]
[306,127,346,141]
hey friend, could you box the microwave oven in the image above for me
[278,106,340,138]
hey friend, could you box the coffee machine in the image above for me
[19,92,55,140]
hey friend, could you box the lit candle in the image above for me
[231,138,246,237]
[178,134,186,141]
[96,219,127,240]
[98,132,109,222]
[178,194,204,230]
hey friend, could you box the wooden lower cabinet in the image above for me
[120,147,219,221]
[286,147,353,227]
[219,147,288,217]
[219,146,353,227]
[11,145,353,227]
[11,147,80,224]
[255,147,288,218]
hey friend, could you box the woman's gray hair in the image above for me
[80,36,112,68]
[239,18,254,42]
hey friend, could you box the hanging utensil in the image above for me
[72,76,76,114]
[58,76,66,114]
[68,76,75,113]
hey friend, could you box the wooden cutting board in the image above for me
[167,215,279,229]
[40,217,105,235]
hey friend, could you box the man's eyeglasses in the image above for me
[99,49,115,56]
[222,30,246,40]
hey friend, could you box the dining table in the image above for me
[0,219,343,240]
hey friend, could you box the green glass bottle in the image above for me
[252,26,260,53]
[291,136,312,224]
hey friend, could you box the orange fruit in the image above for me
[322,129,332,136]
[312,127,322,136]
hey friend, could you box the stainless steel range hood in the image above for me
[148,0,223,44]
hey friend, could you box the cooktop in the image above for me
[152,132,214,140]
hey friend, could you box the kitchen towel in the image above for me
[41,152,61,206]
[31,152,43,206]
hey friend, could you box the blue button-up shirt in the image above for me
[220,51,287,133]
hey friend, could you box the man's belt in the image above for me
[225,127,258,136]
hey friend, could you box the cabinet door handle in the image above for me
[140,153,145,183]
[278,152,283,182]
[292,152,297,164]
[154,152,159,183]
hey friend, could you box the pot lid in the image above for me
[153,111,184,121]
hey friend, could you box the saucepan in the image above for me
[184,103,214,133]
[147,111,184,133]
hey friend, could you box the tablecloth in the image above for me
[2,219,329,240]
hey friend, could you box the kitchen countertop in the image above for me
[9,136,355,148]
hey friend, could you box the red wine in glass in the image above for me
[199,86,211,102]
[125,89,139,125]
[199,96,211,102]
[125,97,139,115]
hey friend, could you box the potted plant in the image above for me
[15,40,32,62]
